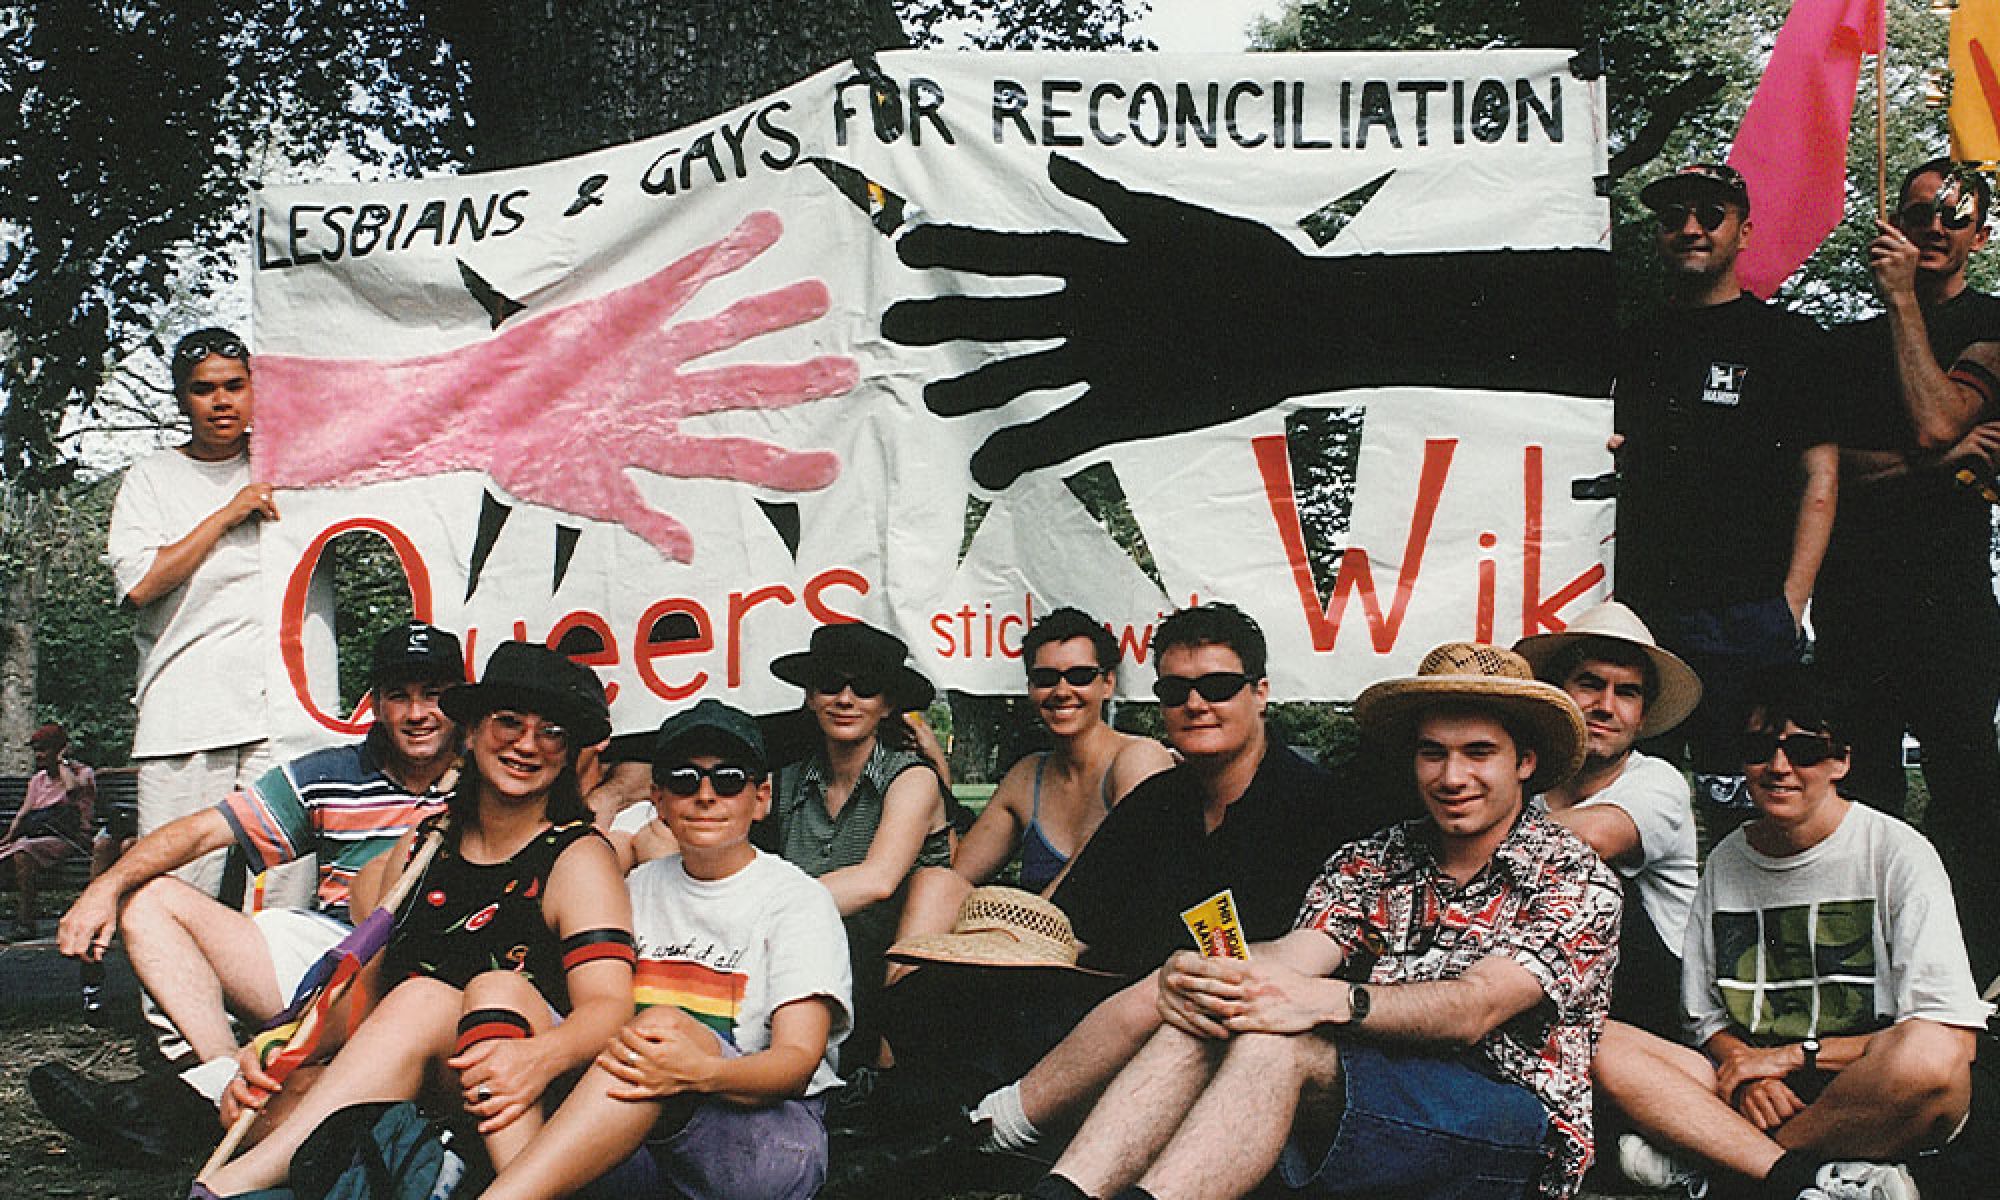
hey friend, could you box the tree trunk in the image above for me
[0,493,43,773]
[425,0,908,171]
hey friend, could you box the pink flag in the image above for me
[1728,0,1887,297]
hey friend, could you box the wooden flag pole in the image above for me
[1878,48,1890,220]
[195,824,449,1183]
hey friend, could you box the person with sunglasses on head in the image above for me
[28,624,465,1168]
[887,608,1174,967]
[764,621,953,1073]
[192,641,635,1198]
[1597,664,1986,1200]
[1816,157,2000,989]
[105,329,314,902]
[473,698,850,1200]
[1613,163,1840,850]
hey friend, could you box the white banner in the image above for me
[251,50,1618,755]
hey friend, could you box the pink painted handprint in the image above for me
[254,211,856,562]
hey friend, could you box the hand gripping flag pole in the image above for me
[196,821,449,1182]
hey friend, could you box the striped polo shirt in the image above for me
[217,726,449,921]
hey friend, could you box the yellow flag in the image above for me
[1952,0,2000,162]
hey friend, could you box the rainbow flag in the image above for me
[634,958,746,1041]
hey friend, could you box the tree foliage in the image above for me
[1255,0,1979,321]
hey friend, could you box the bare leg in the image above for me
[1775,1019,1975,1157]
[481,1007,715,1200]
[460,971,559,1171]
[1018,973,1163,1129]
[118,876,283,1063]
[1593,1020,1784,1180]
[1049,1022,1226,1196]
[885,868,972,985]
[201,976,461,1194]
[1136,1032,1345,1200]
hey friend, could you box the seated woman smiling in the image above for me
[192,642,633,1198]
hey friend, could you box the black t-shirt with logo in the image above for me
[1820,288,2000,608]
[1614,292,1837,612]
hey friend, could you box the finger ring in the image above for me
[624,1049,638,1065]
[476,1086,493,1103]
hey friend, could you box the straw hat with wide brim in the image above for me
[888,886,1107,973]
[1354,642,1587,793]
[1513,600,1703,739]
[770,621,935,712]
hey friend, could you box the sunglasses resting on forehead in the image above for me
[1152,671,1257,707]
[175,336,249,366]
[1739,730,1842,768]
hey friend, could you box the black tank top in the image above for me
[380,816,600,1012]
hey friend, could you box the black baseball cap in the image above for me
[1640,163,1751,215]
[370,622,466,690]
[653,698,767,777]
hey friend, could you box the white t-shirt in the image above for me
[1568,750,1697,955]
[627,849,851,1098]
[1685,801,1992,1045]
[105,448,265,758]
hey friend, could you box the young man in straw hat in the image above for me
[1016,641,1622,1200]
[1517,599,1702,1039]
[1596,666,1985,1200]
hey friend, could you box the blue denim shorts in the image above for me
[1277,1043,1548,1199]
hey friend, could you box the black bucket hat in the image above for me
[442,641,612,747]
[770,622,935,712]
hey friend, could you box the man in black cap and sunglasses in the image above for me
[1598,665,1984,1200]
[1614,162,1839,847]
[1815,157,2000,988]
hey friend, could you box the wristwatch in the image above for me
[1347,983,1371,1025]
[1801,1037,1821,1072]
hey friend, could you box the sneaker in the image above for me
[1801,1161,1919,1200]
[1619,1133,1710,1196]
[26,1062,218,1167]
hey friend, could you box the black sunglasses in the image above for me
[175,337,248,365]
[1027,665,1107,689]
[811,673,884,699]
[658,763,757,797]
[1152,672,1256,707]
[1739,731,1842,768]
[1896,192,1979,232]
[1655,202,1730,233]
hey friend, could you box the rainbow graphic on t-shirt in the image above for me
[634,958,747,1038]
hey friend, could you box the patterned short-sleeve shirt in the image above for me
[1295,809,1623,1200]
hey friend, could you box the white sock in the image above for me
[970,1081,1039,1152]
[179,1056,236,1107]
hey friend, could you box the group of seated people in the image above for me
[22,598,1992,1200]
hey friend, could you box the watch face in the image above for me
[1350,984,1371,1021]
